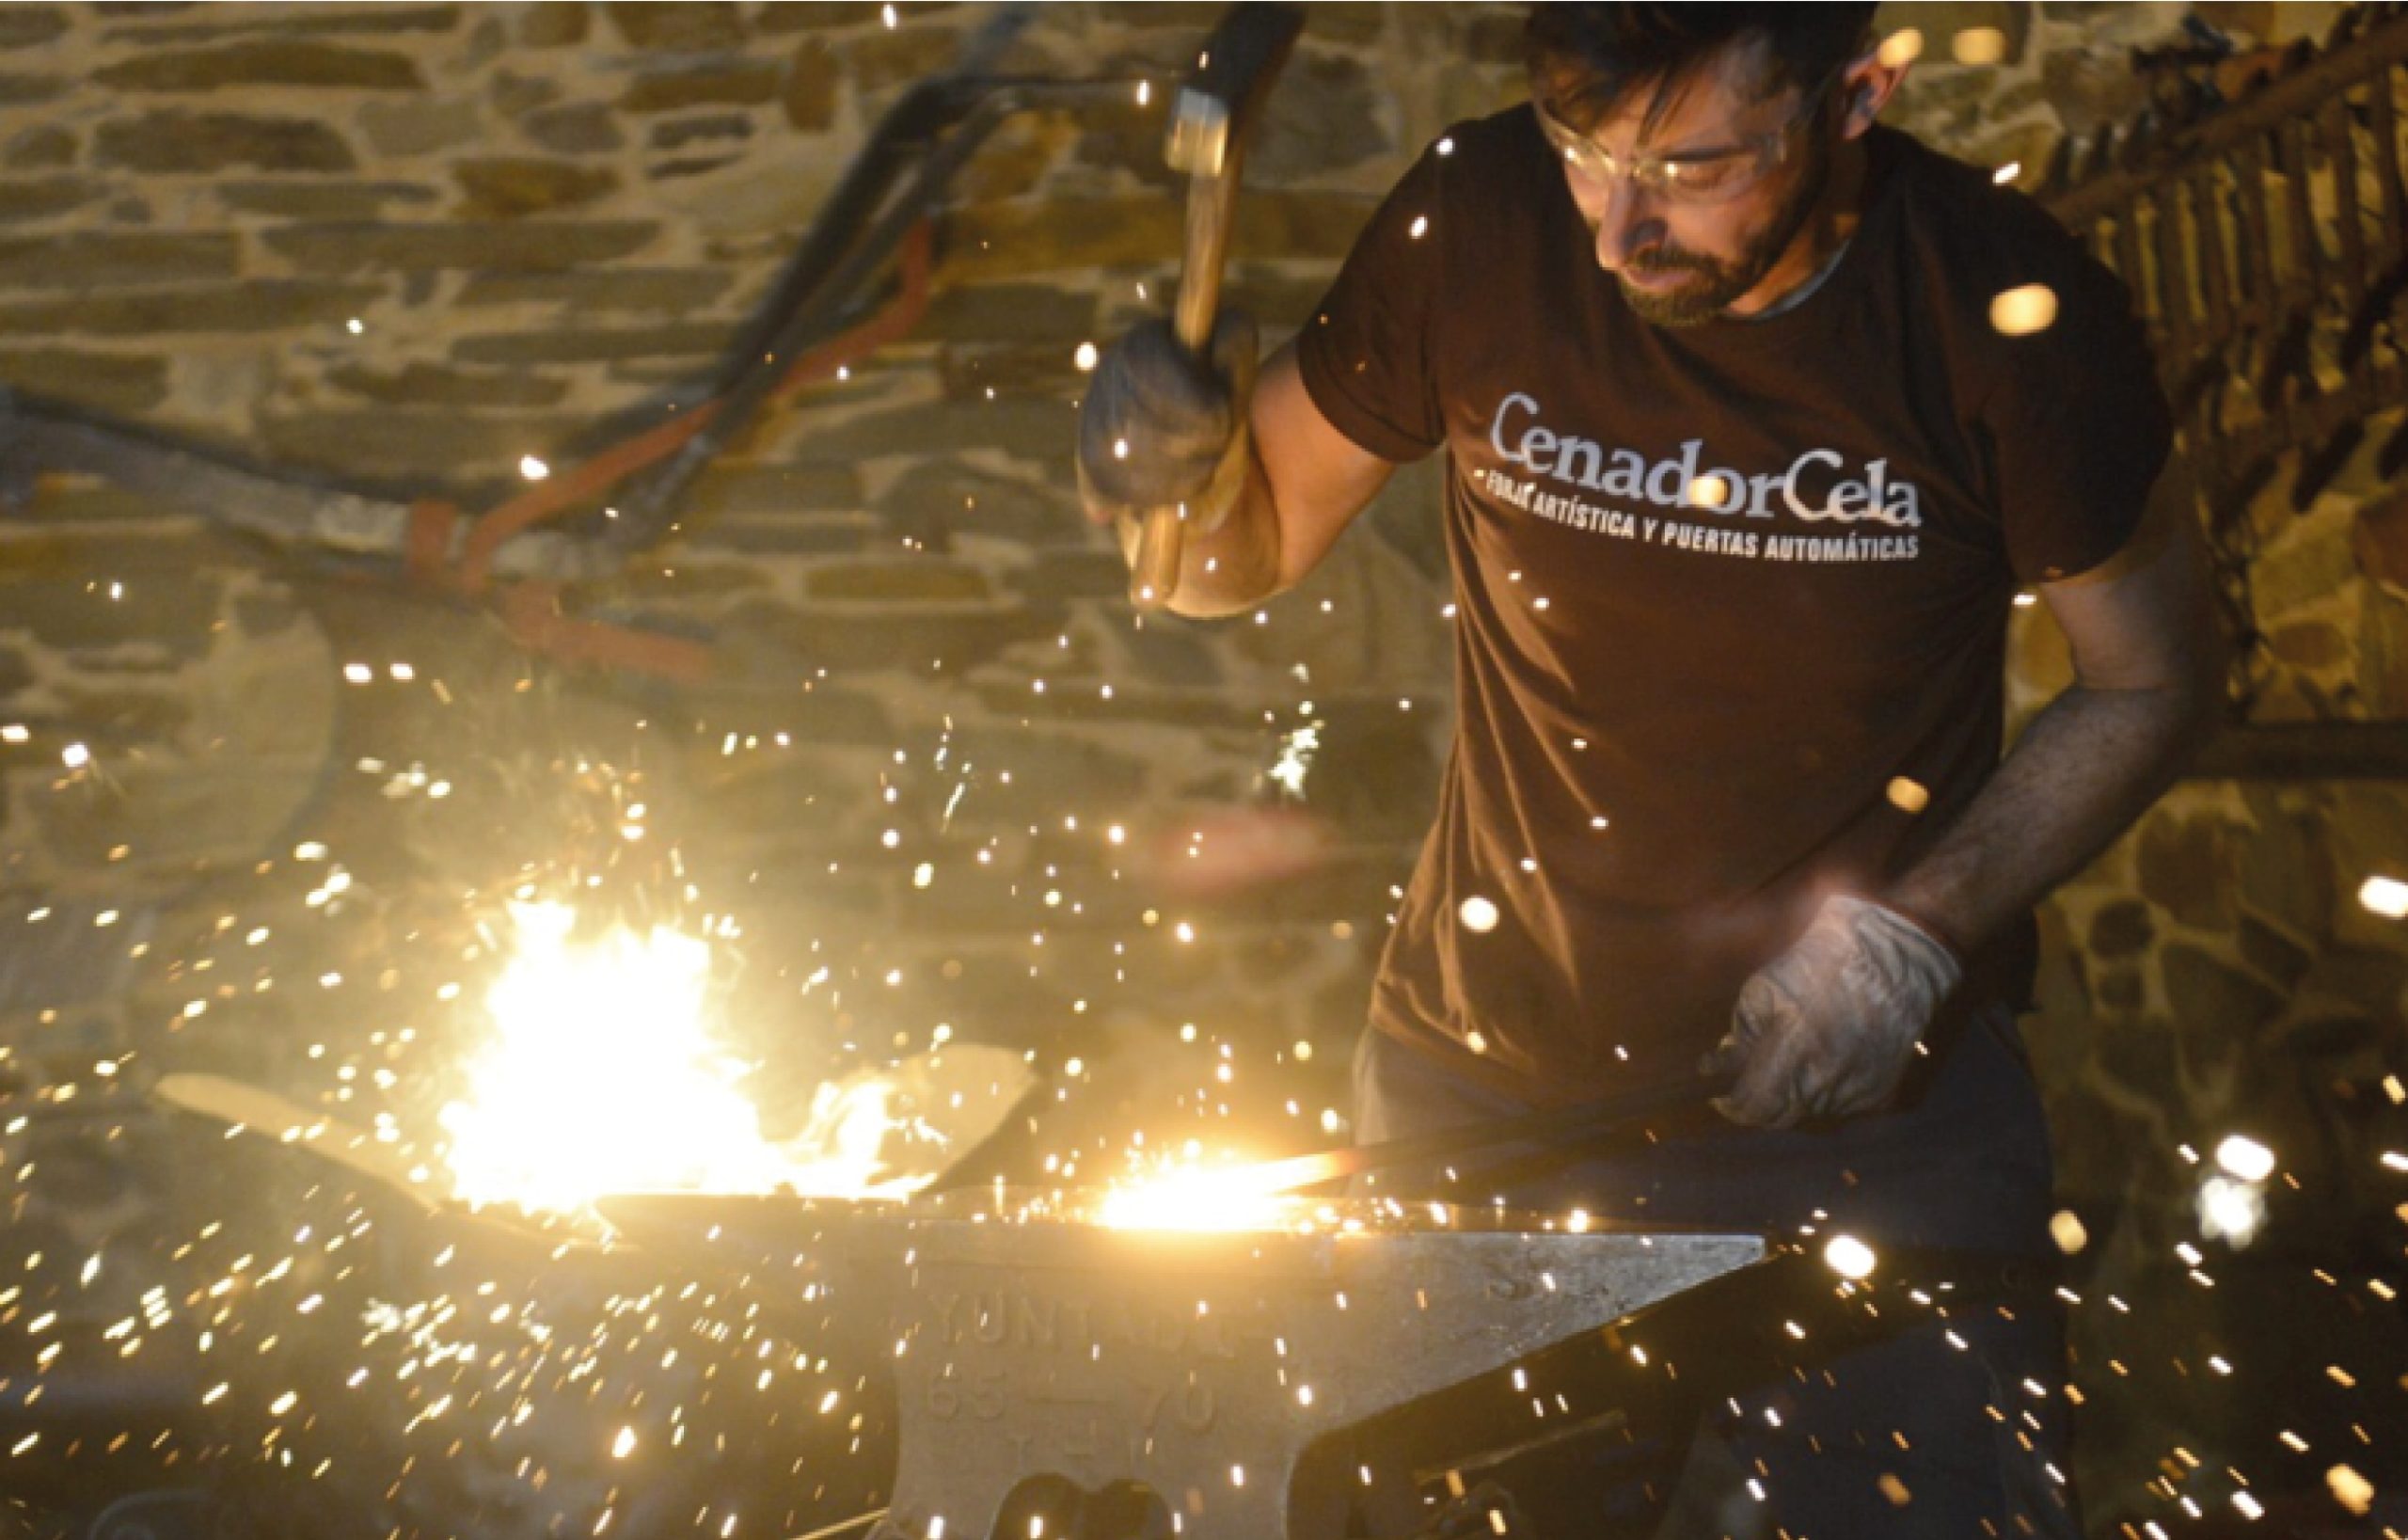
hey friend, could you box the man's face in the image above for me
[1542,40,1840,326]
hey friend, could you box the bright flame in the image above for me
[1097,1164,1298,1232]
[440,904,910,1212]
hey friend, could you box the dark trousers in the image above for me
[1349,1016,2083,1540]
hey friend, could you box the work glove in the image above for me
[1703,895,1962,1130]
[1076,310,1259,540]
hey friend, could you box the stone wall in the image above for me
[2,2,2401,1533]
[0,0,1516,1114]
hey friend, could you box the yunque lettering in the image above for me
[1485,392,1924,529]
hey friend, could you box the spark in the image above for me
[2357,875,2408,917]
[60,741,88,769]
[2328,1465,2374,1516]
[1824,1234,1877,1279]
[2197,1177,2264,1246]
[2215,1135,2275,1183]
[1269,724,1320,798]
[1073,341,1099,372]
[1988,283,2058,337]
[1459,896,1499,933]
[1992,161,2021,185]
[1951,25,2008,64]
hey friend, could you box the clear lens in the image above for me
[1534,102,1796,206]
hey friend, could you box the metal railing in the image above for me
[2037,5,2408,773]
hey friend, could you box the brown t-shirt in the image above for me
[1298,117,2170,1105]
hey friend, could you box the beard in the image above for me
[1612,132,1835,328]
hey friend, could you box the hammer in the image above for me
[1127,2,1305,611]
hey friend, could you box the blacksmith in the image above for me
[1079,5,2223,1535]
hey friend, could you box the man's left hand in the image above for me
[1703,895,1962,1129]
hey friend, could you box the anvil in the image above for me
[602,1191,1766,1540]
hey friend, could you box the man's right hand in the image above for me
[1075,311,1259,536]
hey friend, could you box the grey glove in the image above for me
[1076,310,1259,529]
[1703,895,1963,1130]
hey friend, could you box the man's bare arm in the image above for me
[1152,340,1399,617]
[1880,483,2229,957]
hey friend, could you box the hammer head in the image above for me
[1165,88,1231,177]
[1160,3,1302,177]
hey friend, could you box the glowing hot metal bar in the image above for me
[1185,1069,1735,1199]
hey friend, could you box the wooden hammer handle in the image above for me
[1128,4,1302,612]
[1129,171,1241,610]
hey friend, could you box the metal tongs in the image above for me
[1237,1068,1735,1198]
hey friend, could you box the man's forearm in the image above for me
[1882,681,2222,959]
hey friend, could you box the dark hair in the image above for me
[1526,4,1880,125]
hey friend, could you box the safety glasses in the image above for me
[1533,65,1844,204]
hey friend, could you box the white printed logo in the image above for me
[1487,392,1923,528]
